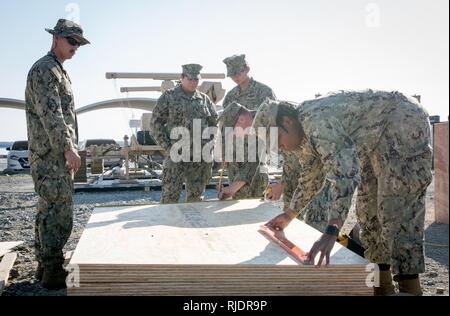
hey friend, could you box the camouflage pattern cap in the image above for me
[251,98,300,149]
[251,98,279,131]
[223,54,247,77]
[182,64,203,80]
[218,101,255,128]
[46,19,90,45]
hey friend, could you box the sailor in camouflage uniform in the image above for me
[222,54,276,110]
[221,55,332,223]
[252,91,432,295]
[217,102,268,199]
[216,55,274,199]
[25,19,90,289]
[150,64,218,204]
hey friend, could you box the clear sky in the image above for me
[0,0,448,142]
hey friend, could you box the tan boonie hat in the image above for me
[46,18,90,45]
[218,101,256,129]
[182,64,202,80]
[223,54,247,77]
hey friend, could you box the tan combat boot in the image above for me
[374,270,396,296]
[397,277,423,296]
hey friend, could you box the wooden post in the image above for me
[123,135,130,180]
[434,122,449,224]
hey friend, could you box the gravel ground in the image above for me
[0,173,448,296]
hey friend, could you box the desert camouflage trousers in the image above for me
[356,150,431,274]
[161,158,212,204]
[31,154,73,269]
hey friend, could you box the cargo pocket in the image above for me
[378,147,432,197]
[37,175,73,202]
[406,150,433,194]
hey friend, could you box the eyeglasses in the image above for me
[65,37,81,47]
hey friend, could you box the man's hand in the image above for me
[218,186,234,200]
[64,149,81,173]
[306,219,343,267]
[265,182,285,201]
[218,181,246,200]
[305,232,337,267]
[266,208,297,231]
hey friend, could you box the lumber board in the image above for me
[0,252,17,295]
[0,241,23,258]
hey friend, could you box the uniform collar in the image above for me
[237,77,255,95]
[176,84,203,100]
[47,51,65,71]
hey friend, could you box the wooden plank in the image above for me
[0,252,17,295]
[434,122,449,224]
[0,241,23,258]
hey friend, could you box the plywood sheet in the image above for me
[70,200,367,266]
[68,199,372,296]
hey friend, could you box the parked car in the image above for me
[6,140,29,171]
[78,139,122,168]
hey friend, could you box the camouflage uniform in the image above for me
[216,55,274,199]
[218,102,268,199]
[150,64,218,204]
[280,152,328,232]
[222,55,276,110]
[222,55,330,219]
[253,91,432,275]
[25,19,89,270]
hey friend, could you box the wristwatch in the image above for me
[325,225,340,236]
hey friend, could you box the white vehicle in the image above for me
[6,141,29,171]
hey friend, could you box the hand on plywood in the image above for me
[265,182,285,201]
[305,233,337,267]
[218,181,246,200]
[218,186,234,200]
[265,208,297,231]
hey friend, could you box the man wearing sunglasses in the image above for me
[25,18,90,289]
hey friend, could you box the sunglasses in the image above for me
[65,36,81,47]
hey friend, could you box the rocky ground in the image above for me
[0,172,448,296]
